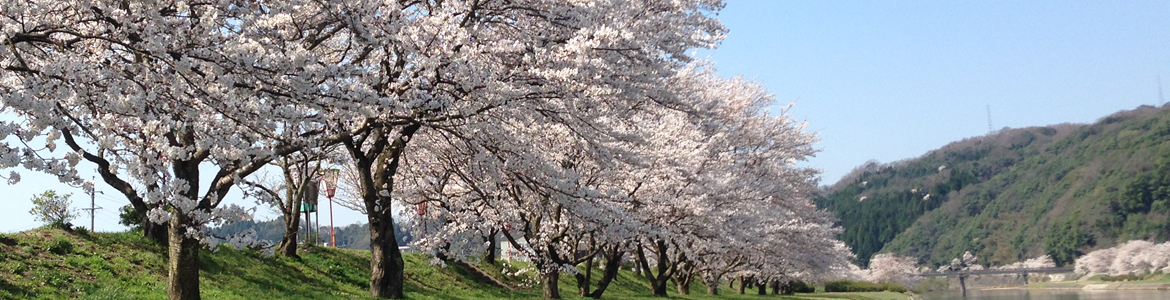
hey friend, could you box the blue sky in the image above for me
[703,0,1170,185]
[4,1,1170,233]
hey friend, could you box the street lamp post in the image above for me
[322,169,340,247]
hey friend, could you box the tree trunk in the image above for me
[577,257,593,296]
[676,278,690,295]
[634,240,672,297]
[587,247,623,299]
[278,213,301,257]
[651,280,668,297]
[146,221,168,244]
[368,211,405,298]
[672,263,693,295]
[704,274,720,295]
[350,123,419,299]
[757,280,766,295]
[737,276,747,294]
[542,268,562,299]
[484,230,498,264]
[770,280,780,295]
[166,215,200,300]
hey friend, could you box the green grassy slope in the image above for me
[817,104,1170,268]
[0,228,906,300]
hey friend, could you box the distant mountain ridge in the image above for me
[208,219,413,250]
[817,104,1170,268]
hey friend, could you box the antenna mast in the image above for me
[986,104,993,135]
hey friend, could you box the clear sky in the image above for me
[4,1,1170,233]
[702,0,1170,185]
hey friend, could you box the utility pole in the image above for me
[79,178,102,231]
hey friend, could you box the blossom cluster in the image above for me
[1075,240,1170,276]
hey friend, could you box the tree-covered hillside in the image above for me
[208,219,413,250]
[817,104,1170,268]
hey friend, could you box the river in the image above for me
[921,289,1170,300]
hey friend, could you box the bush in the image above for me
[783,281,815,294]
[28,190,76,228]
[881,282,908,293]
[824,280,907,293]
[118,204,144,230]
[1098,274,1143,282]
[47,237,74,255]
[0,233,16,246]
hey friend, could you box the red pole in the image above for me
[329,196,335,247]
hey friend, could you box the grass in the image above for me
[0,228,909,300]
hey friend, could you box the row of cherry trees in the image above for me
[1,0,852,299]
[375,64,856,298]
[1075,240,1170,276]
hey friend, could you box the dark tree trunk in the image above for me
[346,123,419,299]
[278,214,301,257]
[757,280,766,295]
[166,215,200,300]
[577,257,593,296]
[635,241,672,297]
[146,221,168,244]
[587,247,623,299]
[278,185,305,257]
[368,211,405,298]
[484,229,498,264]
[651,280,668,297]
[770,280,780,295]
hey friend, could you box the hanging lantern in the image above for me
[322,169,340,198]
[416,202,427,216]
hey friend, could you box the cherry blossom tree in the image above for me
[865,253,921,288]
[4,2,863,300]
[240,150,334,258]
[285,0,727,297]
[938,251,984,273]
[997,255,1056,270]
[2,1,331,299]
[1075,240,1170,276]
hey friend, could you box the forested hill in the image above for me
[816,104,1170,268]
[208,219,413,250]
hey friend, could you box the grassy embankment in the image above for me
[0,228,908,299]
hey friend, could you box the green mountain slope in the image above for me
[817,104,1170,268]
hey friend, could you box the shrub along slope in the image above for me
[818,104,1170,268]
[0,228,906,300]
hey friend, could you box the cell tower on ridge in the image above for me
[986,104,994,135]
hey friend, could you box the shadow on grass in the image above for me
[0,278,33,299]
